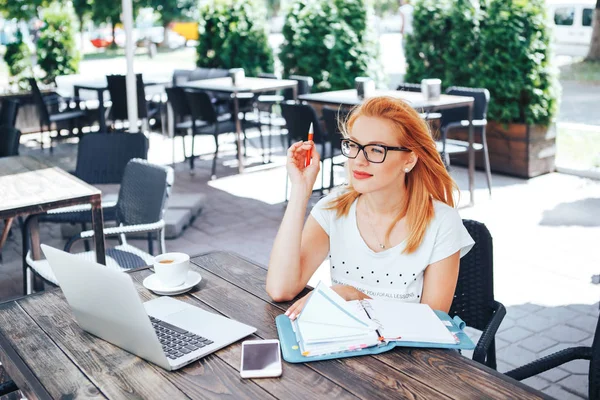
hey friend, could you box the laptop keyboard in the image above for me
[149,316,214,360]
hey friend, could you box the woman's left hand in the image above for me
[285,285,369,320]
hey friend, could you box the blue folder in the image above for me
[275,310,476,363]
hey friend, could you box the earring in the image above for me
[404,168,410,173]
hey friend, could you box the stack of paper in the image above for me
[292,282,380,357]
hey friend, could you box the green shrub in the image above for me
[3,32,32,78]
[196,0,274,76]
[406,0,559,125]
[280,0,382,92]
[36,2,80,84]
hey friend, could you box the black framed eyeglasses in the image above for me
[340,138,411,163]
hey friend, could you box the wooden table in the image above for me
[0,156,105,294]
[181,77,298,174]
[0,251,552,399]
[300,89,477,205]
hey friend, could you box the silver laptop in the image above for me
[41,245,256,371]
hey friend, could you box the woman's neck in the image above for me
[361,181,407,217]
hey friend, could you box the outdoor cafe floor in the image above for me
[0,127,598,400]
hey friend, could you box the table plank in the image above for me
[130,269,359,400]
[0,301,104,400]
[17,291,189,400]
[191,252,550,400]
[299,89,473,111]
[183,258,453,399]
[0,156,99,216]
[182,77,297,93]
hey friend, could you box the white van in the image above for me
[547,0,596,57]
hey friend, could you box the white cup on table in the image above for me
[153,252,190,288]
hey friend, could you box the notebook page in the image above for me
[364,299,456,344]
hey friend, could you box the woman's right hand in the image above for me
[286,140,321,195]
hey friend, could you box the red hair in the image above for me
[326,96,458,254]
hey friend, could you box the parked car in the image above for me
[547,0,595,57]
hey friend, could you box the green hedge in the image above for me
[406,0,559,125]
[280,0,382,92]
[36,2,80,84]
[196,0,274,76]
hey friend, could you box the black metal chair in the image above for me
[281,102,332,198]
[450,219,506,370]
[0,375,18,398]
[283,75,314,101]
[184,89,252,178]
[506,316,599,400]
[34,132,149,251]
[29,78,86,152]
[25,159,170,292]
[322,107,348,189]
[439,87,492,195]
[0,125,21,157]
[0,99,20,127]
[106,74,159,131]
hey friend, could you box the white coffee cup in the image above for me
[153,252,190,288]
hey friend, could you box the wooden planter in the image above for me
[445,121,557,178]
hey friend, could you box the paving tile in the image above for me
[496,360,517,373]
[542,325,591,343]
[497,345,538,367]
[534,306,583,322]
[567,303,600,317]
[515,313,555,331]
[542,384,586,400]
[539,367,571,383]
[497,317,516,333]
[522,376,551,391]
[515,303,545,314]
[518,335,558,353]
[566,314,599,335]
[539,343,574,358]
[506,306,533,319]
[497,326,535,343]
[557,374,589,398]
[560,359,590,375]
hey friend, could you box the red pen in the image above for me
[305,123,314,167]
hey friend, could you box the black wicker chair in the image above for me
[322,107,348,189]
[0,125,21,157]
[0,99,20,127]
[29,78,86,152]
[106,74,159,131]
[439,87,492,195]
[25,159,170,293]
[28,132,149,255]
[506,316,599,400]
[450,219,506,369]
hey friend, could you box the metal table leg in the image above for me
[91,196,106,265]
[468,102,475,206]
[233,95,244,174]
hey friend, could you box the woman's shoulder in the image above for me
[431,200,462,225]
[314,187,353,209]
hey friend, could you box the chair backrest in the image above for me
[258,72,278,96]
[283,75,314,100]
[75,132,148,184]
[28,78,50,126]
[0,99,20,127]
[449,219,496,332]
[589,315,600,400]
[116,159,168,226]
[183,89,218,124]
[0,125,21,157]
[280,102,325,147]
[165,87,191,121]
[322,107,349,153]
[396,83,422,92]
[106,74,148,121]
[441,86,490,127]
[172,69,192,86]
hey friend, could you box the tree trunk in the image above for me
[78,14,86,54]
[585,0,600,61]
[110,19,118,49]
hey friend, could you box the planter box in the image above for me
[445,121,556,178]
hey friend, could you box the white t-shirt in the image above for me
[310,191,474,303]
[399,4,414,35]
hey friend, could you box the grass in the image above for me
[558,60,600,83]
[556,123,600,171]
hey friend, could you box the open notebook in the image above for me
[291,282,459,357]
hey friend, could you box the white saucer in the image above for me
[143,271,202,296]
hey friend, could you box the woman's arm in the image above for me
[266,141,329,302]
[420,251,460,313]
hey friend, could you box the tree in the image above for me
[0,0,45,21]
[586,0,600,61]
[72,0,93,32]
[91,0,142,49]
[146,0,196,46]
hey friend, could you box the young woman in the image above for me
[266,96,474,319]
